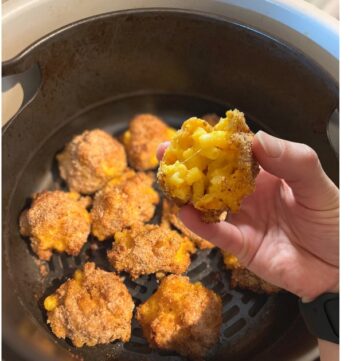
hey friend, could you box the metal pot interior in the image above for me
[3,9,338,361]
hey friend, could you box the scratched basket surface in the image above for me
[14,94,299,361]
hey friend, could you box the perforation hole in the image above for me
[191,253,198,262]
[201,272,220,287]
[241,292,254,304]
[60,254,75,273]
[51,255,63,273]
[48,258,56,272]
[208,248,218,259]
[249,296,267,317]
[213,281,225,294]
[132,297,142,306]
[222,305,240,323]
[187,262,207,278]
[132,328,143,338]
[222,294,233,306]
[74,255,82,266]
[224,318,247,338]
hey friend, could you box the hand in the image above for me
[157,131,339,300]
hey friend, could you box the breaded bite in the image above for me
[122,114,176,170]
[161,199,214,250]
[107,224,195,279]
[136,275,222,360]
[222,251,280,294]
[43,262,134,347]
[19,191,91,261]
[158,109,259,222]
[57,129,127,194]
[91,170,159,240]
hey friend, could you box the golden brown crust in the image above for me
[161,199,214,249]
[233,132,260,183]
[57,129,127,194]
[199,210,228,223]
[91,170,159,240]
[122,114,175,170]
[136,275,222,360]
[230,267,281,294]
[19,191,90,260]
[45,262,134,347]
[107,224,195,279]
[222,251,280,294]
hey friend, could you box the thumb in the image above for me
[179,205,256,265]
[253,131,338,210]
[156,141,170,161]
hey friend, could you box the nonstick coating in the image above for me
[3,9,337,361]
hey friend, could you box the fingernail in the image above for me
[256,131,284,158]
[156,141,170,161]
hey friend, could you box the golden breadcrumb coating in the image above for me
[57,129,127,194]
[19,191,91,261]
[136,275,222,360]
[161,199,214,250]
[107,224,195,279]
[91,170,159,240]
[43,262,134,347]
[222,251,280,294]
[122,114,176,170]
[158,109,259,222]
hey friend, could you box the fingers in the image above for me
[156,141,170,161]
[179,205,256,264]
[252,131,338,210]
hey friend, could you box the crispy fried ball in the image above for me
[19,191,91,261]
[122,114,176,170]
[57,129,127,194]
[222,251,280,294]
[91,170,159,240]
[43,262,134,347]
[161,199,214,250]
[136,275,222,360]
[107,224,195,279]
[158,109,259,222]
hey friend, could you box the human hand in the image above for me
[157,131,339,300]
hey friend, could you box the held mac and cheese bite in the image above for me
[158,109,259,222]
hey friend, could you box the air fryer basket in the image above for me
[2,10,338,361]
